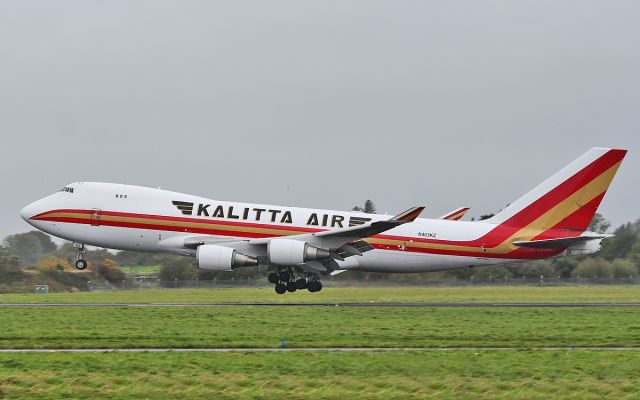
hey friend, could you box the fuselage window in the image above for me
[60,187,74,193]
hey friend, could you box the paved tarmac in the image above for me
[0,347,638,353]
[0,302,639,307]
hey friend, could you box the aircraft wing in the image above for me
[438,207,470,221]
[313,206,424,239]
[159,206,424,273]
[253,206,426,268]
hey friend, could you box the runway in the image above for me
[0,347,639,353]
[0,302,639,307]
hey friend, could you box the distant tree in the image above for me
[551,257,579,278]
[599,223,637,261]
[627,239,640,267]
[4,231,57,266]
[352,200,376,214]
[588,213,611,233]
[114,250,168,267]
[0,246,19,266]
[158,257,197,282]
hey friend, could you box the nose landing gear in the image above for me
[74,243,87,270]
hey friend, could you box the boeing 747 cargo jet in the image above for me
[21,148,626,294]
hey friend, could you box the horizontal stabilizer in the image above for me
[512,234,611,249]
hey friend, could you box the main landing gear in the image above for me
[74,243,88,270]
[268,269,322,294]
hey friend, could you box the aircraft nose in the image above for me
[21,203,34,222]
[21,201,42,222]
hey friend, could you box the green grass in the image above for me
[1,351,639,399]
[1,306,639,349]
[1,285,640,304]
[2,287,639,398]
[120,265,160,276]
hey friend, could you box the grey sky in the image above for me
[1,0,638,241]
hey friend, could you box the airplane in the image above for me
[439,207,470,221]
[21,147,626,294]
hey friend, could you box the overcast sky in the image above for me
[1,0,638,241]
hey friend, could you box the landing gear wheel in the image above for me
[279,271,291,282]
[286,281,297,293]
[75,259,88,270]
[275,283,287,294]
[295,278,308,290]
[74,243,87,271]
[267,273,279,284]
[308,280,322,293]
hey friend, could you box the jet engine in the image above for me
[563,238,605,257]
[267,238,331,265]
[196,245,258,271]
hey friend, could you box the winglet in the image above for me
[390,206,425,223]
[439,207,470,221]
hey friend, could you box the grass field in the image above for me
[121,265,160,276]
[1,305,639,349]
[1,351,639,399]
[1,286,639,399]
[2,285,639,304]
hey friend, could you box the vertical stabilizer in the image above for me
[485,148,627,234]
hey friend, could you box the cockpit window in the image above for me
[60,187,74,193]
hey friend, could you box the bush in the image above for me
[571,258,612,278]
[40,269,91,290]
[610,259,638,278]
[95,259,126,283]
[508,260,555,278]
[0,263,26,284]
[39,256,73,271]
[471,265,513,281]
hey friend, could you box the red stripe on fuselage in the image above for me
[33,208,560,259]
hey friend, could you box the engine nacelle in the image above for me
[196,245,258,271]
[267,239,331,265]
[562,239,604,257]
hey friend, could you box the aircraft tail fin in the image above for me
[485,148,627,235]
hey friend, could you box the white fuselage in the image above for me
[21,182,543,273]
